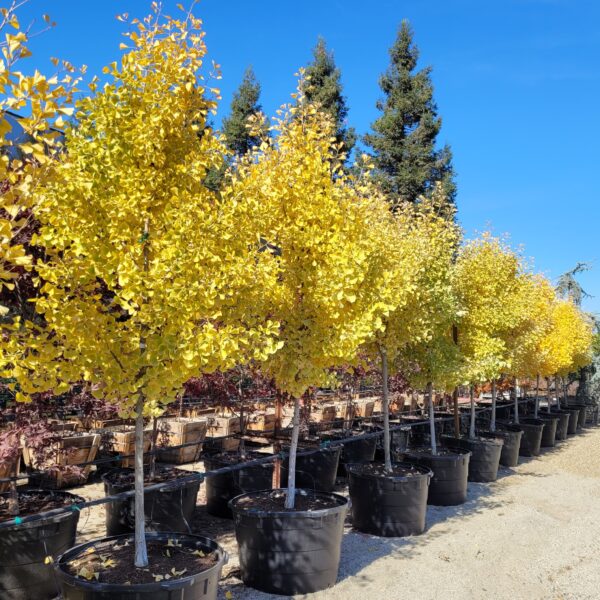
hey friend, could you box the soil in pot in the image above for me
[229,489,348,595]
[102,467,200,536]
[0,490,82,600]
[281,445,342,493]
[441,435,503,482]
[532,414,559,447]
[514,419,545,456]
[480,424,523,467]
[55,532,227,600]
[204,452,273,519]
[348,462,432,537]
[402,447,471,506]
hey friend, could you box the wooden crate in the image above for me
[355,400,375,418]
[0,455,20,493]
[102,427,152,468]
[157,418,208,464]
[23,433,100,489]
[207,415,244,436]
[246,412,276,433]
[182,406,215,419]
[75,417,130,431]
[311,404,338,423]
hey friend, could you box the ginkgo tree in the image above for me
[538,298,594,410]
[453,234,531,432]
[234,77,399,507]
[10,8,282,569]
[389,191,462,456]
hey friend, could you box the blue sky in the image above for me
[16,0,600,315]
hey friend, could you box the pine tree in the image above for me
[222,66,266,156]
[364,20,456,209]
[304,37,356,159]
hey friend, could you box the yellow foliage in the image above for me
[233,78,398,397]
[8,9,281,416]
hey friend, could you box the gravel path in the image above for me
[71,427,600,600]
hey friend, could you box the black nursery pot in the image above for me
[319,431,377,474]
[559,406,581,435]
[55,532,227,600]
[403,447,471,506]
[548,411,571,441]
[516,419,545,456]
[204,453,274,519]
[348,462,432,537]
[281,445,342,493]
[565,404,588,429]
[102,468,200,536]
[230,489,348,595]
[481,424,523,468]
[441,435,503,482]
[0,490,82,600]
[534,414,559,447]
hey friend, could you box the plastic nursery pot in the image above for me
[559,406,581,435]
[319,431,377,475]
[531,414,559,448]
[565,404,588,429]
[548,411,571,441]
[516,419,545,457]
[481,424,523,468]
[0,490,82,600]
[347,462,432,537]
[441,435,503,482]
[55,532,227,600]
[204,453,273,519]
[362,423,410,462]
[281,445,342,493]
[102,467,200,536]
[229,489,348,596]
[402,447,471,506]
[399,415,430,446]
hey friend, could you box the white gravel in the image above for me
[219,428,600,600]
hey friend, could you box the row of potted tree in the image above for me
[0,3,595,599]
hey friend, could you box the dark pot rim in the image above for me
[228,488,348,518]
[0,489,84,531]
[404,447,472,461]
[55,532,227,592]
[442,434,504,448]
[346,461,432,481]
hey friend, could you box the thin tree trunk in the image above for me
[490,380,497,432]
[379,345,392,472]
[178,394,183,418]
[238,376,246,459]
[427,382,437,455]
[452,387,460,438]
[513,378,520,424]
[534,374,540,418]
[563,376,568,408]
[134,394,148,568]
[284,396,301,509]
[149,416,158,480]
[469,385,476,439]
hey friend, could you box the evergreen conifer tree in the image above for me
[304,37,356,159]
[364,20,456,209]
[222,66,266,156]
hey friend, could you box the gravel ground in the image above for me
[70,427,600,600]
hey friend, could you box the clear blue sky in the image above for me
[16,0,600,315]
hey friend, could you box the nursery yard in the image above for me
[70,427,600,600]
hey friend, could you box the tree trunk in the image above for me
[134,394,148,568]
[490,380,497,432]
[452,387,460,438]
[284,396,301,509]
[469,385,476,439]
[563,376,568,407]
[379,345,392,472]
[149,416,158,481]
[513,378,520,424]
[534,374,540,418]
[427,382,437,455]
